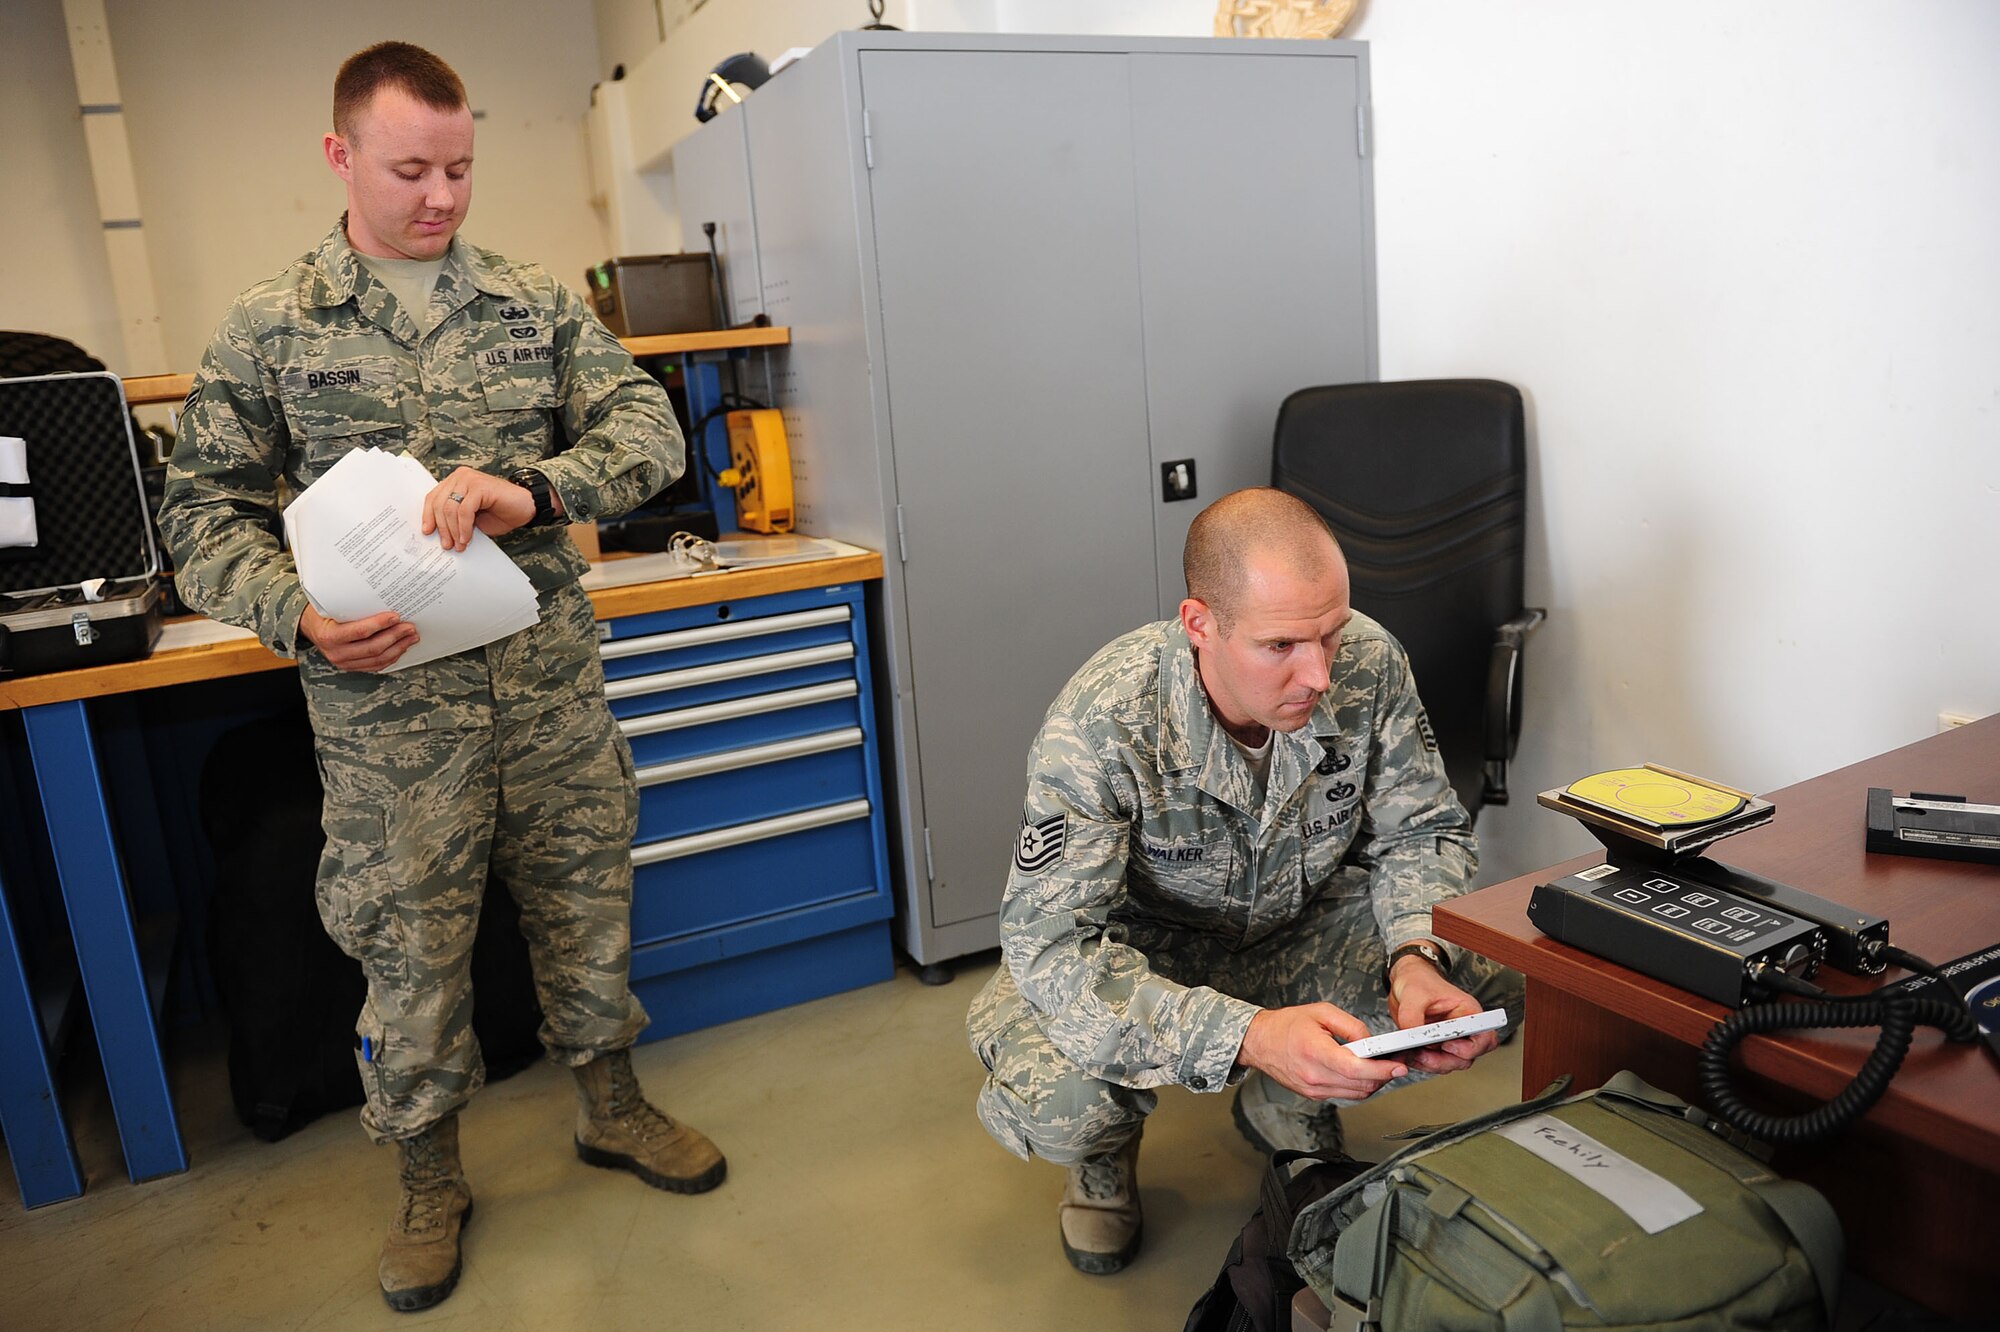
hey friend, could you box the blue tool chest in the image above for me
[597,578,895,1039]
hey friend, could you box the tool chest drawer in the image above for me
[630,802,877,941]
[597,580,894,1041]
[632,726,868,843]
[605,646,857,723]
[603,603,858,722]
[601,604,854,678]
[618,679,863,769]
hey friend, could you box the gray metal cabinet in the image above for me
[672,32,1376,971]
[665,111,762,327]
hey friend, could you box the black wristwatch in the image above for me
[1385,940,1452,994]
[508,467,560,527]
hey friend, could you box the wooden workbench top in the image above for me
[0,551,880,711]
[8,331,825,708]
[120,326,791,406]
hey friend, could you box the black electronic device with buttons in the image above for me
[1528,764,1892,1005]
[1866,787,2000,867]
[1529,861,1826,1006]
[1528,765,1980,1146]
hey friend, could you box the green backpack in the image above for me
[1287,1072,1842,1331]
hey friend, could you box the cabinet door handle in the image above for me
[618,680,858,739]
[635,727,865,787]
[631,798,873,865]
[599,605,850,661]
[606,642,854,701]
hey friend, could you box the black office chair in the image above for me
[1272,379,1545,817]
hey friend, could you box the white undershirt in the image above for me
[1227,726,1276,807]
[357,253,448,337]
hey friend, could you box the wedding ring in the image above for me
[448,491,465,503]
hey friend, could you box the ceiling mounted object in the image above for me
[1214,0,1358,40]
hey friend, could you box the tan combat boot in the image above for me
[1232,1071,1345,1157]
[1059,1129,1142,1275]
[572,1049,726,1193]
[378,1114,473,1313]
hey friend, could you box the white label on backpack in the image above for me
[1495,1115,1703,1234]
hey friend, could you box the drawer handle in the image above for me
[631,798,872,865]
[618,680,858,739]
[599,605,850,661]
[636,727,864,787]
[606,642,854,701]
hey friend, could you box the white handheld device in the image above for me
[1343,1008,1508,1060]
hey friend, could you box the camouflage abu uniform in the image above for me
[159,219,684,1142]
[967,614,1518,1163]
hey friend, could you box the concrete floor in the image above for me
[0,953,1533,1330]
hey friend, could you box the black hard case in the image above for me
[0,372,164,679]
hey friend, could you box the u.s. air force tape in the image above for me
[1014,811,1067,875]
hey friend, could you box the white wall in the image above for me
[592,0,667,83]
[11,0,1995,884]
[584,0,926,255]
[1350,1,2000,878]
[0,0,125,363]
[2,0,607,376]
[605,0,2000,884]
[592,0,922,170]
[586,0,1191,173]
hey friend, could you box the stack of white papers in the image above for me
[282,448,541,671]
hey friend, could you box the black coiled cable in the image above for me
[1698,955,1980,1145]
[687,393,771,484]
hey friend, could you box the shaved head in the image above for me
[1183,488,1342,634]
[1179,489,1352,743]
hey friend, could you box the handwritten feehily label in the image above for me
[1494,1115,1703,1234]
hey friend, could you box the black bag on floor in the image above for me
[203,714,547,1141]
[1185,1148,1372,1332]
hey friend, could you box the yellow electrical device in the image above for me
[720,408,794,533]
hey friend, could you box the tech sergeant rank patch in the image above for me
[1014,812,1067,875]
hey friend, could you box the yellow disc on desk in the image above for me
[1564,768,1746,827]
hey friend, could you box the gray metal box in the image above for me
[584,254,716,337]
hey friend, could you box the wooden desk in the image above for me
[1436,716,2000,1317]
[0,553,881,711]
[0,551,879,1207]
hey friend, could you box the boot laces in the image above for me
[396,1133,454,1234]
[1299,1105,1344,1154]
[1076,1151,1127,1202]
[397,1182,449,1234]
[1245,1076,1345,1156]
[607,1054,677,1142]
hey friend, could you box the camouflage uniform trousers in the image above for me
[311,587,646,1143]
[968,887,1523,1164]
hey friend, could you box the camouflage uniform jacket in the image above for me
[160,220,683,732]
[1003,613,1476,1095]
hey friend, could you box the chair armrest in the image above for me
[1481,608,1547,805]
[1494,608,1546,649]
